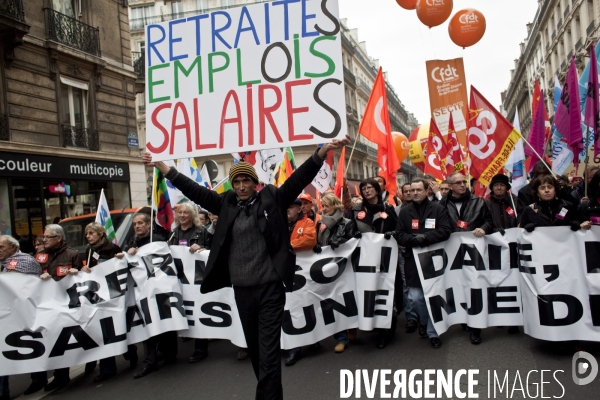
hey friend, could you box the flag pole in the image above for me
[150,167,156,243]
[508,190,518,218]
[584,126,590,198]
[516,132,557,178]
[345,135,359,172]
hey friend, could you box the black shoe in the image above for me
[470,333,482,345]
[418,324,427,337]
[310,342,321,350]
[376,332,387,349]
[44,379,70,392]
[133,364,158,379]
[430,338,442,349]
[129,353,138,369]
[24,380,47,395]
[162,357,177,366]
[285,352,302,366]
[94,373,116,383]
[237,348,249,360]
[85,362,97,375]
[406,319,418,333]
[507,326,519,334]
[188,350,208,363]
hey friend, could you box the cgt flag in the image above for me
[468,86,520,186]
[445,113,467,176]
[333,146,346,199]
[95,189,117,244]
[358,67,400,204]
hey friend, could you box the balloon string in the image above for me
[428,27,437,59]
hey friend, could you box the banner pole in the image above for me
[150,167,156,243]
[584,126,590,198]
[345,135,360,172]
[508,190,518,218]
[517,132,557,178]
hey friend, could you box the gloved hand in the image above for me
[312,244,322,254]
[570,221,581,231]
[523,223,536,232]
[408,234,426,246]
[353,232,362,239]
[330,242,339,250]
[384,231,395,240]
[497,228,506,236]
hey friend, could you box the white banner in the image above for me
[145,0,347,161]
[0,235,396,374]
[412,227,600,341]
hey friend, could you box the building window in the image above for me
[60,77,89,129]
[130,5,155,30]
[196,0,208,11]
[171,1,184,18]
[53,0,77,17]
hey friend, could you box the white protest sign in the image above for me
[145,0,346,161]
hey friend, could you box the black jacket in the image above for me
[579,198,600,225]
[518,181,577,219]
[352,202,398,234]
[169,225,212,249]
[37,242,82,281]
[126,232,166,250]
[315,217,357,247]
[520,198,579,228]
[439,190,493,233]
[165,150,325,293]
[485,195,518,232]
[395,199,452,288]
[84,239,122,267]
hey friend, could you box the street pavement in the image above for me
[6,315,600,400]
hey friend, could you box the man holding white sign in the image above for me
[142,136,348,400]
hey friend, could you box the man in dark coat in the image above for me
[142,136,349,400]
[485,174,518,234]
[395,178,451,349]
[439,172,493,344]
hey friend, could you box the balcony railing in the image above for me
[132,50,145,78]
[587,21,596,36]
[45,8,101,57]
[0,114,8,141]
[138,104,146,112]
[567,50,573,60]
[558,18,563,30]
[0,0,25,22]
[576,38,583,50]
[62,125,99,151]
[564,5,570,18]
[343,66,356,85]
[561,60,566,70]
[552,30,556,41]
[129,6,238,31]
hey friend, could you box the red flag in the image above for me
[359,67,400,203]
[334,146,346,199]
[555,57,583,168]
[446,113,467,176]
[423,142,445,181]
[468,86,521,186]
[585,44,600,159]
[525,90,546,168]
[428,118,449,179]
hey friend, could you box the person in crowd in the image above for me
[142,136,349,400]
[395,179,451,349]
[374,176,401,205]
[285,198,317,366]
[299,193,321,224]
[312,193,358,353]
[571,165,600,206]
[37,224,81,391]
[439,180,451,198]
[199,209,211,227]
[34,236,45,254]
[207,212,218,235]
[18,236,35,255]
[516,161,572,216]
[400,183,412,208]
[423,174,442,202]
[121,213,176,379]
[579,169,600,226]
[0,235,47,397]
[520,175,589,231]
[440,172,493,345]
[485,174,518,235]
[81,223,138,382]
[352,178,398,349]
[169,203,214,364]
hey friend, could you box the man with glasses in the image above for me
[439,173,493,345]
[395,178,451,349]
[36,224,82,392]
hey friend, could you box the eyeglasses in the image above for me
[42,235,58,240]
[451,180,468,186]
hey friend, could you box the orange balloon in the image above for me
[392,132,410,162]
[415,0,453,28]
[448,9,486,48]
[408,124,429,171]
[396,0,417,10]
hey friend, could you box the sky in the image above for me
[338,0,540,126]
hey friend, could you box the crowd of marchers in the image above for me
[0,157,599,399]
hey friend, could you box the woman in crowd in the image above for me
[169,202,214,364]
[34,236,45,255]
[579,169,600,226]
[81,222,137,382]
[314,193,358,353]
[520,175,590,231]
[351,178,398,349]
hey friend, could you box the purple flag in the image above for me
[555,57,583,168]
[585,44,600,158]
[525,90,546,167]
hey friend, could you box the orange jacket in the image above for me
[289,214,317,252]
